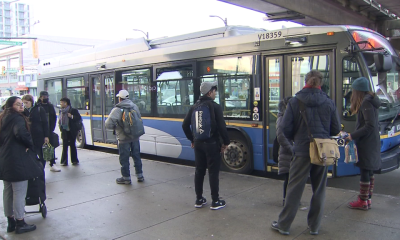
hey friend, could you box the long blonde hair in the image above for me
[350,90,375,115]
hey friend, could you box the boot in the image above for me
[7,216,16,232]
[15,219,36,234]
[368,176,375,209]
[348,181,369,210]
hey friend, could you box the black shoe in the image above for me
[210,199,226,210]
[116,177,131,185]
[16,219,36,234]
[137,177,144,182]
[271,221,289,235]
[7,217,16,232]
[195,197,207,208]
[72,162,79,165]
[61,162,68,166]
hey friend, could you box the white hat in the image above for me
[116,89,129,99]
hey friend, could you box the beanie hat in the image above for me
[352,77,370,92]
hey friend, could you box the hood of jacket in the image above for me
[1,112,19,130]
[363,93,381,109]
[116,99,135,109]
[295,88,329,107]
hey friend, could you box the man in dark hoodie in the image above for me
[182,81,230,210]
[271,70,341,235]
[105,90,144,184]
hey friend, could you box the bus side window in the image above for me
[342,57,362,120]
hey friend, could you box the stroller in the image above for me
[25,165,47,218]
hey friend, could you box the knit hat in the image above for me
[352,77,370,92]
[200,81,217,95]
[40,91,49,97]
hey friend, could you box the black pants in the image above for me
[194,141,221,202]
[360,168,374,182]
[61,131,79,165]
[34,144,45,168]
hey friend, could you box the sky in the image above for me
[26,0,302,41]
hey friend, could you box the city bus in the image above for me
[37,25,400,177]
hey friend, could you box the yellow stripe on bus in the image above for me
[380,131,400,139]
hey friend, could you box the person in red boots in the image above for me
[346,77,381,210]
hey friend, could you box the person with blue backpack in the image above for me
[182,81,230,210]
[105,89,145,184]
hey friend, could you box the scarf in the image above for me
[303,84,321,90]
[59,106,71,130]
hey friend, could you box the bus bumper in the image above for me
[376,146,400,174]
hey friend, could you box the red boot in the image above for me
[348,197,368,210]
[367,199,372,209]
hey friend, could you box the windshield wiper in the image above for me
[385,107,400,131]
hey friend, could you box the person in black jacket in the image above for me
[0,96,41,234]
[22,95,50,168]
[182,81,230,210]
[59,97,82,166]
[271,70,341,236]
[345,77,381,210]
[37,91,60,170]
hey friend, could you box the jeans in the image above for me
[3,180,28,219]
[118,140,143,178]
[61,130,78,164]
[194,141,221,202]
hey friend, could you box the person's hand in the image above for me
[26,148,29,152]
[221,145,228,153]
[44,137,49,144]
[67,113,72,118]
[345,135,352,142]
[191,142,194,149]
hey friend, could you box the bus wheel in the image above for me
[221,131,252,174]
[76,127,86,148]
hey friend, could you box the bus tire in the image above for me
[221,131,252,174]
[76,127,86,148]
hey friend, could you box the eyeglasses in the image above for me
[14,103,24,107]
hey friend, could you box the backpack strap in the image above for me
[297,98,313,141]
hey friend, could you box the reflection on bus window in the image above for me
[156,65,194,116]
[117,69,151,114]
[66,77,89,110]
[342,57,363,119]
[45,79,62,106]
[291,55,330,96]
[198,56,252,119]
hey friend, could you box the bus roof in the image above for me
[37,25,366,78]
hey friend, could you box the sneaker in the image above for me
[195,197,207,208]
[348,197,368,210]
[210,199,226,210]
[271,221,289,235]
[137,177,144,182]
[116,177,131,185]
[50,165,61,172]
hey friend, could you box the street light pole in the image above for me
[132,29,149,40]
[209,15,227,26]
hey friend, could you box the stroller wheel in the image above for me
[41,204,47,218]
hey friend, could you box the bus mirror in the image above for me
[373,53,392,72]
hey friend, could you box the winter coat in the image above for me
[351,94,381,170]
[0,112,43,182]
[37,99,57,132]
[105,99,141,143]
[276,101,293,175]
[59,107,82,139]
[23,104,49,147]
[282,88,341,157]
[182,95,230,146]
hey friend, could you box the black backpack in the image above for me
[272,136,280,163]
[191,100,215,141]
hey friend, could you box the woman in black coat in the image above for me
[346,77,381,211]
[22,95,49,168]
[59,97,82,166]
[0,96,42,234]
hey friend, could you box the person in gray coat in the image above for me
[105,90,144,184]
[346,77,381,210]
[276,97,293,206]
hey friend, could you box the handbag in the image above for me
[42,143,55,161]
[298,99,340,166]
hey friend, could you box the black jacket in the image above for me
[182,96,230,145]
[0,112,42,182]
[282,88,341,157]
[276,100,293,175]
[23,104,49,147]
[37,99,57,132]
[351,94,381,170]
[59,107,82,138]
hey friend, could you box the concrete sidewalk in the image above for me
[1,148,400,240]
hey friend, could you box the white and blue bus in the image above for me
[38,25,400,177]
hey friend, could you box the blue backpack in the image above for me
[191,100,215,141]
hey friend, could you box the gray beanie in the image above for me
[352,77,370,92]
